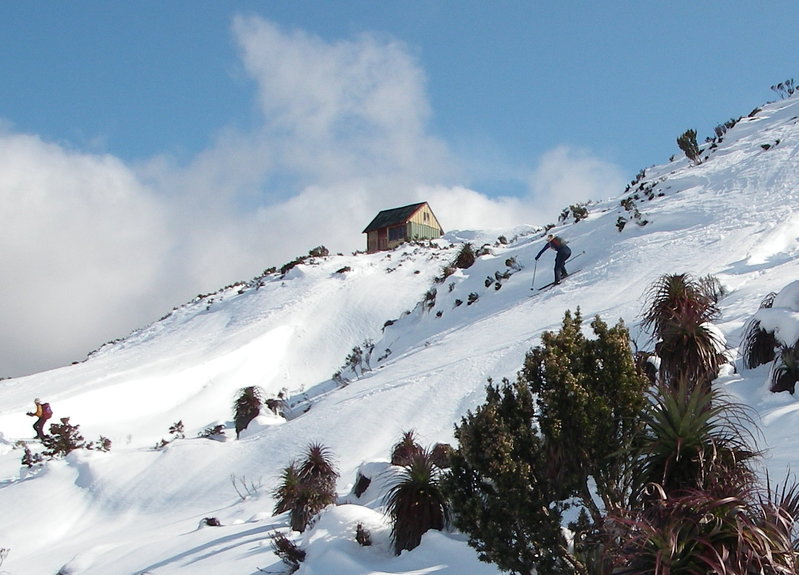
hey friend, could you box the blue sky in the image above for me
[2,1,799,376]
[5,2,798,190]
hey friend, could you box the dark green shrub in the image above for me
[443,378,569,573]
[605,385,799,573]
[771,343,799,394]
[677,128,702,164]
[445,310,649,573]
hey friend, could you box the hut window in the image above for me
[389,226,405,242]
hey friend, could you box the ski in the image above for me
[533,269,582,292]
[529,250,585,292]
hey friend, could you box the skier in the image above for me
[26,398,52,440]
[535,234,572,285]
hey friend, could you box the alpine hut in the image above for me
[362,202,444,253]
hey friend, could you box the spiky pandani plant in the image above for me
[739,291,778,370]
[655,314,726,391]
[390,430,424,466]
[642,273,726,390]
[386,450,449,555]
[604,384,799,572]
[608,479,799,573]
[272,443,339,533]
[642,273,720,338]
[297,442,339,494]
[630,383,760,498]
[233,385,264,438]
[273,462,301,515]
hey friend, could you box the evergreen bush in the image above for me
[444,310,649,573]
[677,129,703,164]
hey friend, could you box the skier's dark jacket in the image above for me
[536,236,569,260]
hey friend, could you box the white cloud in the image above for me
[527,145,626,215]
[0,16,627,377]
[0,131,172,376]
[231,16,455,186]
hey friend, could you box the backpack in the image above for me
[41,402,52,419]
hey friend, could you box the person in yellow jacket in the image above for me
[26,398,52,440]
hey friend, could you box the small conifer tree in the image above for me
[444,309,649,572]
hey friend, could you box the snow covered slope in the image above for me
[2,95,799,575]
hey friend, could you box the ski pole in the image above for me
[530,259,538,290]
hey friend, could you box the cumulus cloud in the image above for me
[0,16,626,377]
[0,131,172,376]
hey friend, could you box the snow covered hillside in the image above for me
[2,95,799,575]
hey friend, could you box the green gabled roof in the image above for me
[362,202,428,233]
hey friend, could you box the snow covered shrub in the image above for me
[168,420,185,439]
[771,78,796,99]
[154,421,185,449]
[87,436,112,452]
[0,548,8,569]
[353,472,371,497]
[390,430,423,466]
[467,292,479,305]
[677,128,703,164]
[233,386,264,439]
[342,339,375,377]
[355,522,372,546]
[559,203,589,224]
[19,443,43,468]
[198,424,226,440]
[273,443,339,533]
[740,292,779,369]
[270,532,305,573]
[386,450,449,555]
[423,288,437,311]
[454,243,476,269]
[41,417,85,458]
[307,245,329,258]
[740,283,799,394]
